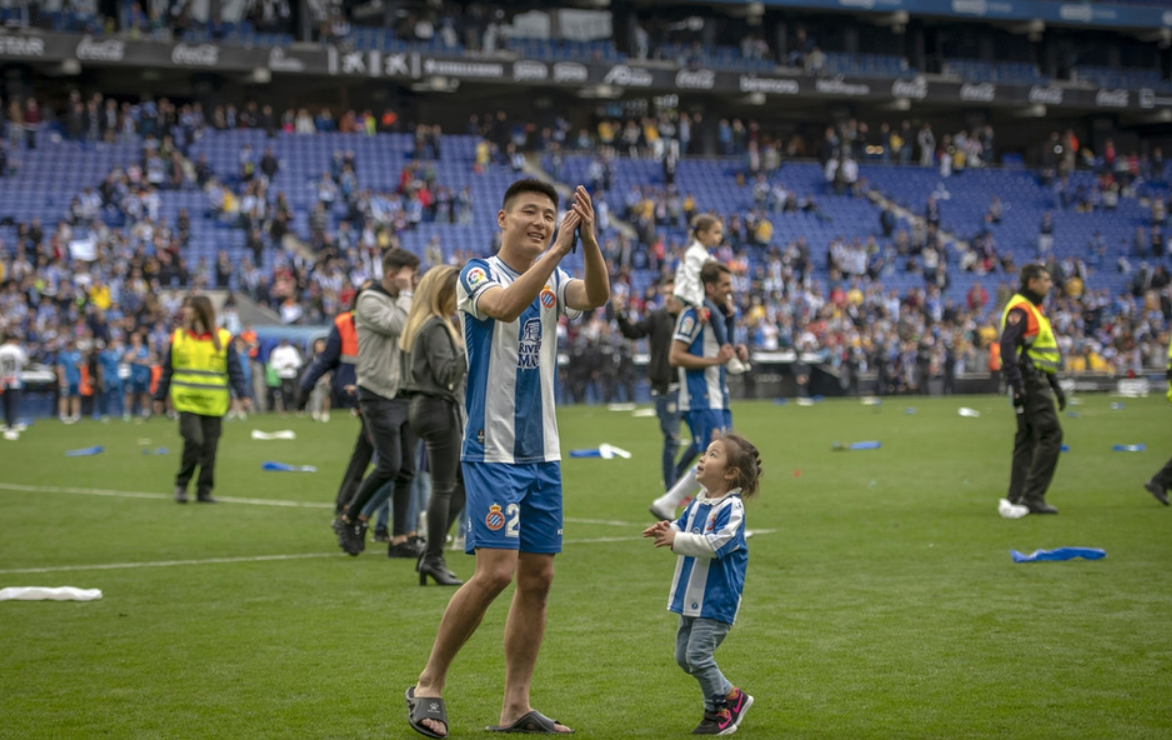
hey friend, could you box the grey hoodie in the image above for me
[354,284,412,399]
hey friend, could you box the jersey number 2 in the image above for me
[506,503,520,538]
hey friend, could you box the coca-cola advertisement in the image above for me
[75,36,125,63]
[171,43,220,67]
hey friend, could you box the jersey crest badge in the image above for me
[485,504,505,531]
[539,285,556,309]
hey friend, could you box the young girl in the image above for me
[643,432,761,735]
[672,215,747,375]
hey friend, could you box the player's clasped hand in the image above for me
[553,209,581,255]
[571,186,597,247]
[642,520,676,549]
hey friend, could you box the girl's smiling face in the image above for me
[696,439,736,495]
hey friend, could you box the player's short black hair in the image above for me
[502,179,558,212]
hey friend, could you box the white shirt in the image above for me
[270,345,302,379]
[0,343,28,389]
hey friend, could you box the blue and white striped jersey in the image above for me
[673,306,729,412]
[458,255,581,464]
[667,488,748,625]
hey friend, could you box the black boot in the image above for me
[417,554,462,586]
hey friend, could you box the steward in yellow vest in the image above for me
[997,264,1064,517]
[153,295,251,504]
[167,327,234,416]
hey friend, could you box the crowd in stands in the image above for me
[1,91,1170,418]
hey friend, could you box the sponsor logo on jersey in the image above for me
[485,504,505,531]
[466,267,488,289]
[680,315,696,336]
[518,318,542,370]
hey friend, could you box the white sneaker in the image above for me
[321,411,329,423]
[998,498,1029,519]
[3,430,18,441]
[649,500,676,521]
[726,357,750,375]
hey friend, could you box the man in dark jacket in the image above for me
[614,278,684,490]
[300,285,369,518]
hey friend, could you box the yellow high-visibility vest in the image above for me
[999,294,1060,374]
[169,328,232,416]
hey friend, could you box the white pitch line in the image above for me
[0,483,643,524]
[1,484,783,536]
[0,552,338,575]
[0,536,655,575]
[0,482,332,508]
[565,517,637,527]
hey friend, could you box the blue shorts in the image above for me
[129,377,149,394]
[63,382,80,397]
[462,461,563,555]
[684,409,733,450]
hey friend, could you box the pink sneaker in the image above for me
[692,707,735,735]
[726,688,754,730]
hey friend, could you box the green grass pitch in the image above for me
[1,394,1170,739]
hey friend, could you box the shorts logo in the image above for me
[476,428,485,445]
[485,504,505,531]
[539,285,556,309]
[680,316,696,336]
[466,267,488,290]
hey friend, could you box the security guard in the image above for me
[1143,340,1172,506]
[154,295,250,504]
[999,264,1064,517]
[299,286,372,518]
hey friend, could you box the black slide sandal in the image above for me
[407,690,448,739]
[486,710,574,734]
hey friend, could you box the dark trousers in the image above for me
[655,388,682,490]
[1151,457,1172,489]
[279,379,297,411]
[334,414,373,515]
[177,412,222,494]
[408,395,465,559]
[1008,373,1063,506]
[2,387,19,428]
[344,390,416,535]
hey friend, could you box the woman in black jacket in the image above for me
[400,265,467,585]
